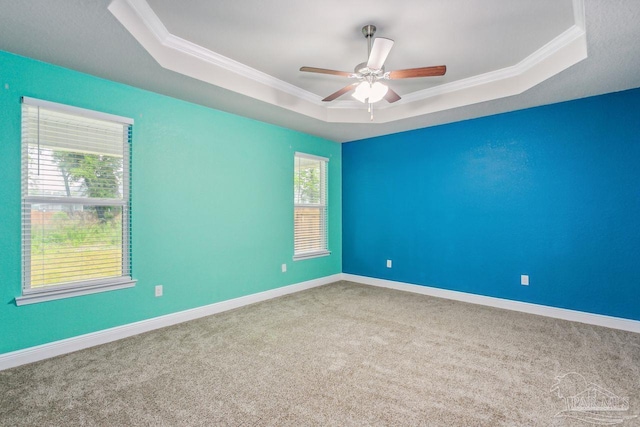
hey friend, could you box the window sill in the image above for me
[293,250,331,261]
[15,278,137,306]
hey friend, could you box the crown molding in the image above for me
[108,0,323,105]
[396,24,586,106]
[109,0,587,124]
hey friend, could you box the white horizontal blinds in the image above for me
[294,153,328,258]
[21,98,133,292]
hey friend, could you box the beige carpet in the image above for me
[1,281,639,426]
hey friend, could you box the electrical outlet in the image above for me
[281,263,287,273]
[386,259,392,268]
[155,285,163,297]
[521,275,529,286]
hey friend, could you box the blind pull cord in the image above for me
[37,107,41,176]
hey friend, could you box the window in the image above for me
[17,97,135,305]
[294,152,329,260]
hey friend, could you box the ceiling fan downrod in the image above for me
[362,24,376,58]
[361,24,381,120]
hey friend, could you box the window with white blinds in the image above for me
[17,97,135,305]
[294,152,329,260]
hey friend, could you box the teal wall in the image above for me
[0,51,342,354]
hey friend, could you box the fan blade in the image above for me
[300,67,352,77]
[367,37,394,70]
[384,88,401,103]
[322,83,357,102]
[388,65,446,79]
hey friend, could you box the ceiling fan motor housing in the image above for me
[355,62,385,76]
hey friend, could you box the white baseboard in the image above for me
[342,273,640,334]
[4,272,638,371]
[0,274,341,371]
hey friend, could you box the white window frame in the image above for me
[293,152,330,260]
[16,97,136,306]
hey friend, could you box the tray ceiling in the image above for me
[109,0,586,124]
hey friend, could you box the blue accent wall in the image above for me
[343,88,640,321]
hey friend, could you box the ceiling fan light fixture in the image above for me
[352,81,370,103]
[352,81,388,103]
[368,82,389,103]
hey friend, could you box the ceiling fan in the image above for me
[300,25,447,120]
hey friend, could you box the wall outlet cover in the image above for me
[521,275,529,286]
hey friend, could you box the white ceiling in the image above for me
[1,1,639,142]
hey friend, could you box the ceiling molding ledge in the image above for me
[109,0,587,125]
[108,0,328,121]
